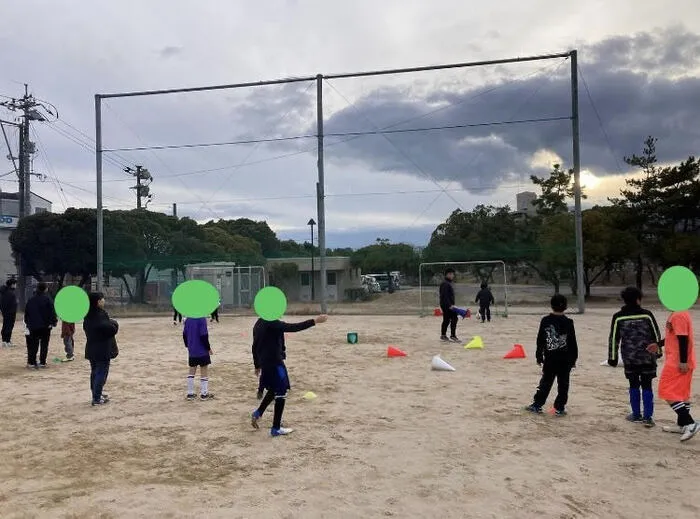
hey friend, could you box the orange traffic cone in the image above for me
[387,345,407,357]
[433,307,443,316]
[504,344,526,359]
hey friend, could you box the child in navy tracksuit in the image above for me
[251,314,327,437]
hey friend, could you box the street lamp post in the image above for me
[308,218,316,301]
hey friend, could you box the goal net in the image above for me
[419,261,509,318]
[185,264,266,309]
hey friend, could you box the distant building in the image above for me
[516,191,538,216]
[0,191,52,281]
[266,256,361,302]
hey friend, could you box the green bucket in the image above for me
[347,332,358,344]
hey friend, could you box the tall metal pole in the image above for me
[16,117,28,305]
[173,203,177,217]
[309,221,315,301]
[95,95,104,292]
[315,75,327,313]
[570,50,585,314]
[22,117,31,219]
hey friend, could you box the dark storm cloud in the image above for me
[250,27,700,191]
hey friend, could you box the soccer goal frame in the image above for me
[418,261,509,318]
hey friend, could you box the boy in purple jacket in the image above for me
[183,317,214,401]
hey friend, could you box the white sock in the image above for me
[201,377,209,396]
[187,375,195,395]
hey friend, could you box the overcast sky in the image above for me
[1,1,699,248]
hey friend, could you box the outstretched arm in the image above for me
[278,319,316,333]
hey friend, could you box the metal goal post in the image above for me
[418,261,509,317]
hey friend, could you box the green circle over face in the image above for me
[172,280,220,318]
[658,266,699,311]
[254,286,287,321]
[54,286,90,322]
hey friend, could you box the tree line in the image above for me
[9,136,698,300]
[424,136,700,294]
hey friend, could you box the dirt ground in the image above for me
[0,308,698,518]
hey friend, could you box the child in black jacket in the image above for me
[526,294,578,416]
[251,314,327,437]
[475,282,495,323]
[439,268,459,342]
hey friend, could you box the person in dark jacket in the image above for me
[250,313,328,437]
[83,292,119,406]
[24,282,58,368]
[608,286,663,427]
[475,282,495,323]
[526,294,579,416]
[0,279,18,347]
[439,268,459,342]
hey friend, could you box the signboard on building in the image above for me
[0,215,18,229]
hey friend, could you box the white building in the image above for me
[0,192,52,281]
[516,191,538,216]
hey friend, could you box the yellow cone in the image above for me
[303,391,317,400]
[465,336,484,349]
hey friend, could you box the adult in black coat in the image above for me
[83,292,119,406]
[0,279,18,347]
[24,282,58,368]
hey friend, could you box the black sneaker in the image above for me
[449,336,460,343]
[92,397,109,406]
[186,393,196,401]
[643,418,655,428]
[525,404,543,414]
[440,335,450,342]
[554,409,567,417]
[200,393,214,401]
[39,363,48,369]
[626,413,643,423]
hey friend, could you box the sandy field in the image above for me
[0,308,698,519]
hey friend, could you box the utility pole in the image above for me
[0,84,55,307]
[126,165,153,209]
[570,50,585,314]
[172,203,177,217]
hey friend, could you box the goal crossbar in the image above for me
[418,261,509,317]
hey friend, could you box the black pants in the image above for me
[1,312,15,342]
[479,305,491,322]
[440,309,458,337]
[27,328,51,366]
[173,310,182,322]
[533,363,571,411]
[211,309,219,322]
[626,372,653,390]
[90,359,110,402]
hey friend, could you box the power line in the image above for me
[578,64,625,175]
[140,183,527,207]
[103,115,569,153]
